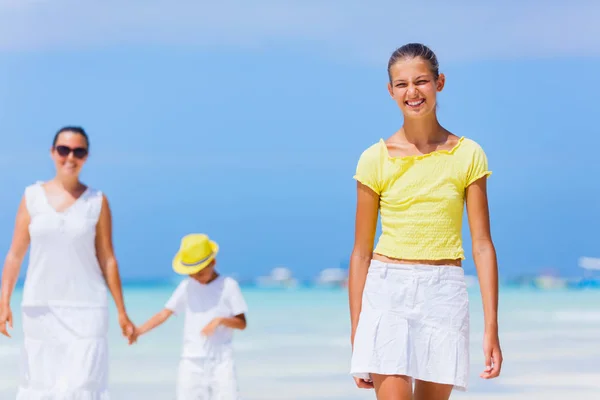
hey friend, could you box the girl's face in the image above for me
[387,57,445,119]
[51,132,89,178]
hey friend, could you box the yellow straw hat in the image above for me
[172,233,219,275]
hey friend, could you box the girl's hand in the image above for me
[353,376,374,389]
[481,330,503,379]
[0,303,13,338]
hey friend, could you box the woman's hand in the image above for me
[118,312,136,343]
[0,303,13,338]
[480,329,503,379]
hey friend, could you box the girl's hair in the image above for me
[387,43,440,82]
[52,126,89,149]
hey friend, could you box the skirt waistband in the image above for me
[369,259,465,282]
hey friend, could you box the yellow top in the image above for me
[354,136,491,260]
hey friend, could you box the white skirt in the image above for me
[350,260,470,391]
[17,306,110,399]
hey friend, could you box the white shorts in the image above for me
[177,350,239,400]
[350,260,470,391]
[17,306,110,399]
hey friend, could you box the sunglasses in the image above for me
[54,145,88,159]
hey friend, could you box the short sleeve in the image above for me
[165,280,189,315]
[226,279,248,316]
[353,142,383,194]
[465,142,492,187]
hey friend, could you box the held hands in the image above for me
[0,303,12,338]
[201,317,223,337]
[481,329,503,379]
[118,313,138,345]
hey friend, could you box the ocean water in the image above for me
[1,286,600,399]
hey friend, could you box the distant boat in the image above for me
[572,257,600,289]
[315,268,347,288]
[529,266,567,290]
[464,274,478,288]
[255,267,298,289]
[533,275,567,290]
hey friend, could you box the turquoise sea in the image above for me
[1,285,600,399]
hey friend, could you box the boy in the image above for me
[134,233,248,400]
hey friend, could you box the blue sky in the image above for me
[1,1,599,281]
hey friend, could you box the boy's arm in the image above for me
[135,279,187,342]
[224,280,248,330]
[136,309,174,337]
[219,313,247,330]
[201,313,246,336]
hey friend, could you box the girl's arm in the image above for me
[0,196,30,337]
[348,182,379,347]
[136,309,173,337]
[465,177,502,379]
[95,194,135,339]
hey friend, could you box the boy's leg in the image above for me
[211,354,240,400]
[176,358,210,400]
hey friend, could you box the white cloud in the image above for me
[0,0,599,63]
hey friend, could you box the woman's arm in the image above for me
[0,196,31,337]
[95,194,135,339]
[1,196,30,306]
[465,177,502,378]
[349,182,379,347]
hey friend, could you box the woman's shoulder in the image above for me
[24,180,44,191]
[85,186,103,198]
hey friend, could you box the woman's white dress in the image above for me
[17,182,110,399]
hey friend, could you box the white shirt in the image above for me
[22,182,108,307]
[165,275,248,358]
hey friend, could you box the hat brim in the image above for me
[172,241,219,275]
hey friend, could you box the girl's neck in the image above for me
[401,115,446,145]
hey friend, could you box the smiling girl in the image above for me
[348,43,502,400]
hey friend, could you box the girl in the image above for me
[349,43,502,400]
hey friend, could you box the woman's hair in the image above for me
[52,126,90,149]
[387,43,440,82]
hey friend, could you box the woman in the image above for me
[0,127,136,398]
[349,43,503,400]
